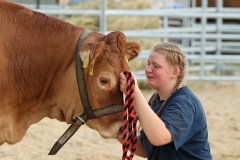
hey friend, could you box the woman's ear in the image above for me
[171,66,180,79]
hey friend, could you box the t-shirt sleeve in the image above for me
[161,98,196,150]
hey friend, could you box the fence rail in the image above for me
[16,0,240,82]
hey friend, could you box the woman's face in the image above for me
[145,51,173,90]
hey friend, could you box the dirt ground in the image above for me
[0,82,240,160]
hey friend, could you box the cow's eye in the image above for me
[100,77,109,86]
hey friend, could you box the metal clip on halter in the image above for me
[76,116,85,125]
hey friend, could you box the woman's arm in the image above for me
[119,73,172,146]
[134,87,172,146]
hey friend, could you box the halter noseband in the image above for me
[48,30,124,155]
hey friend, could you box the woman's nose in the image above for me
[145,65,152,73]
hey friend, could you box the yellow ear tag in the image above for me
[89,66,94,76]
[125,56,129,63]
[83,50,90,68]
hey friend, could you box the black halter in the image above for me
[48,30,124,155]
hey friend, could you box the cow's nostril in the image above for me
[119,126,123,133]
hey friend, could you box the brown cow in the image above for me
[195,0,240,24]
[196,0,240,7]
[0,0,140,150]
[56,0,71,4]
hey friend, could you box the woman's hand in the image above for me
[119,72,138,94]
[119,72,127,94]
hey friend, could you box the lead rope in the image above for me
[122,71,138,160]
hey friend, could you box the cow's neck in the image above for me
[0,28,85,145]
[0,50,84,145]
[39,30,87,124]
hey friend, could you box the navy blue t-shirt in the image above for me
[140,86,212,160]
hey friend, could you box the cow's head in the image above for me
[79,31,140,138]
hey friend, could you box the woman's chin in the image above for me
[146,78,154,84]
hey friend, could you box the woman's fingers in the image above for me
[119,72,127,94]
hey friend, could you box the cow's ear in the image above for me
[80,43,96,61]
[90,41,105,68]
[125,42,141,61]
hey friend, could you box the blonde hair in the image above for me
[150,42,187,114]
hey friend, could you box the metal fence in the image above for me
[16,0,240,82]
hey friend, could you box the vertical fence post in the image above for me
[163,0,168,42]
[190,0,197,60]
[216,0,223,77]
[200,0,208,80]
[100,0,107,34]
[36,0,40,9]
[182,0,190,50]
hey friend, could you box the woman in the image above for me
[119,42,212,160]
